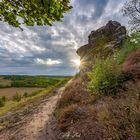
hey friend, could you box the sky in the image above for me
[0,0,128,76]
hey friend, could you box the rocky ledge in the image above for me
[77,20,127,72]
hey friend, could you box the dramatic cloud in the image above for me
[0,0,128,75]
[35,58,62,65]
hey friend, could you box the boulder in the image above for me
[77,20,127,73]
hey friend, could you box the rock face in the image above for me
[77,20,127,73]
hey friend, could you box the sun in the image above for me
[71,59,81,66]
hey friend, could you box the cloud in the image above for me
[0,0,128,75]
[35,58,62,65]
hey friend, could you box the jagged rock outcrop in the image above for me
[77,20,127,73]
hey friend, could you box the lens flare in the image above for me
[71,59,81,66]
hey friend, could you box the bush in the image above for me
[0,96,6,107]
[23,92,29,98]
[114,33,140,64]
[0,99,5,107]
[88,58,122,95]
[12,93,22,102]
[1,96,6,102]
[74,72,80,78]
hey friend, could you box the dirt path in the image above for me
[0,86,66,140]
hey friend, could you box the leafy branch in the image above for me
[0,0,72,30]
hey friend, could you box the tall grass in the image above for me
[12,93,22,102]
[0,96,6,107]
[114,34,140,64]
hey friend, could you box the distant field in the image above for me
[0,77,11,86]
[0,76,70,99]
[1,75,67,88]
[0,75,70,117]
[0,87,44,99]
[0,75,69,99]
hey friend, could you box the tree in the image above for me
[123,0,140,31]
[0,0,72,29]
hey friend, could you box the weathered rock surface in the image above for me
[77,20,127,72]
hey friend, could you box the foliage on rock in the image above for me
[87,32,140,96]
[77,21,127,73]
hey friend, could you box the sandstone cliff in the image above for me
[77,20,127,72]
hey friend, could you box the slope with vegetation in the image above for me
[55,21,140,140]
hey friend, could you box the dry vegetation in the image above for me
[55,76,140,140]
[55,49,140,140]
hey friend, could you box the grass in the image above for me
[0,97,5,107]
[55,32,140,139]
[56,104,81,131]
[0,77,70,116]
[12,93,22,102]
[114,38,140,64]
[56,74,140,139]
[96,80,140,139]
[55,75,94,132]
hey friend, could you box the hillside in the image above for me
[54,21,140,140]
[0,21,139,140]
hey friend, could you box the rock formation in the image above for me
[77,20,127,73]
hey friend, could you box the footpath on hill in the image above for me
[0,81,71,140]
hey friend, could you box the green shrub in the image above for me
[114,33,140,64]
[0,96,6,107]
[12,93,22,102]
[0,99,5,107]
[1,96,6,102]
[74,72,80,78]
[23,92,29,98]
[88,58,122,95]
